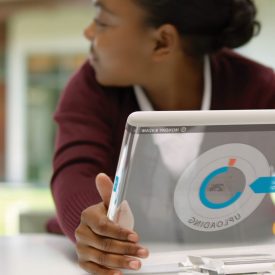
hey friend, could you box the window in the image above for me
[26,53,86,185]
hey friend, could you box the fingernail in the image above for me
[128,233,138,242]
[129,260,140,270]
[137,248,148,257]
[113,272,121,275]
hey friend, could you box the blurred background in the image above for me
[0,0,274,236]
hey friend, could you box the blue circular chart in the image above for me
[174,143,269,232]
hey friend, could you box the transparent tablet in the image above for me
[107,110,275,250]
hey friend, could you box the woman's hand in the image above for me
[75,173,149,275]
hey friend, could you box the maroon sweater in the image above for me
[50,49,275,241]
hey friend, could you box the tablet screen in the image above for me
[109,113,275,248]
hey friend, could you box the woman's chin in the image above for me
[93,71,125,87]
[94,72,117,86]
[88,63,108,85]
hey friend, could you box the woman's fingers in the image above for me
[78,260,121,275]
[77,243,142,270]
[96,173,113,207]
[81,203,139,242]
[76,224,148,257]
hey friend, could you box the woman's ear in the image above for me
[152,24,181,61]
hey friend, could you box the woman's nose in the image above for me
[84,22,96,41]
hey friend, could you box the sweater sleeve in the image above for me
[51,62,117,242]
[261,68,275,108]
[211,50,275,109]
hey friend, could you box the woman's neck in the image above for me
[141,55,204,111]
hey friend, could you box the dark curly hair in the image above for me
[134,0,260,56]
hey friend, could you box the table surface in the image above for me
[0,234,84,275]
[1,234,275,275]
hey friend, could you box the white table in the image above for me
[0,234,84,275]
[1,234,275,275]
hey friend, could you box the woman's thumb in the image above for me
[95,173,113,207]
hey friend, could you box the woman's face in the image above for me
[85,0,155,86]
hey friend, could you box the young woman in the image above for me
[49,0,275,274]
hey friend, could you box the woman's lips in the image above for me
[89,54,97,62]
[89,44,98,62]
[89,52,99,66]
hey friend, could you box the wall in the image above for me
[239,0,275,69]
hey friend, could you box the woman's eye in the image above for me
[94,19,109,28]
